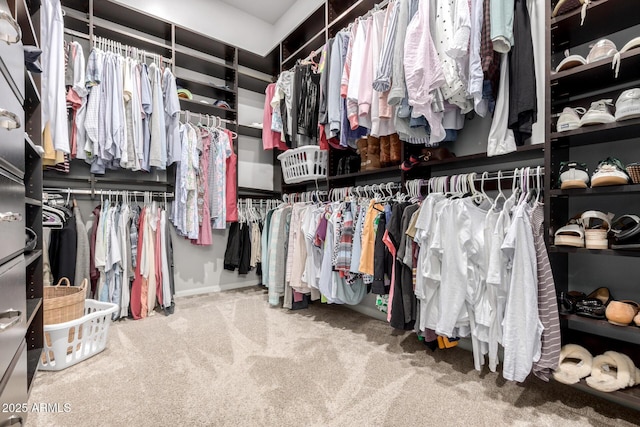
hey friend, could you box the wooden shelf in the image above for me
[281,5,325,58]
[24,250,42,267]
[25,298,42,329]
[178,98,237,120]
[405,145,544,178]
[550,118,640,148]
[282,29,325,67]
[16,0,39,48]
[550,0,640,54]
[328,166,401,182]
[561,313,640,345]
[557,379,640,411]
[175,46,236,83]
[328,0,380,36]
[92,22,172,54]
[92,0,172,42]
[238,125,262,139]
[551,50,640,100]
[25,197,42,207]
[549,246,640,258]
[238,73,270,94]
[238,187,281,198]
[174,26,236,62]
[174,72,236,102]
[25,134,42,159]
[550,184,640,197]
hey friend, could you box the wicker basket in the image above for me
[626,163,640,184]
[43,278,87,325]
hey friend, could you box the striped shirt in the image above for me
[530,203,562,381]
[373,0,400,92]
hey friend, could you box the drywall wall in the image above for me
[111,0,324,56]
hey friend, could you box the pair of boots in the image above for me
[357,134,401,171]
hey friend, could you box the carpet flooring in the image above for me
[28,287,639,426]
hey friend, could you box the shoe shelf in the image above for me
[550,184,640,197]
[550,0,640,54]
[549,246,640,258]
[550,118,640,148]
[561,313,640,345]
[550,50,640,101]
[557,379,640,411]
[404,145,543,179]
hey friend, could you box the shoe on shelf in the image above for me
[591,157,630,187]
[614,88,640,121]
[580,210,615,249]
[581,99,615,126]
[575,287,612,319]
[559,290,587,315]
[556,107,586,132]
[606,300,640,326]
[554,219,585,248]
[558,161,590,189]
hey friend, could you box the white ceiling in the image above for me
[218,0,300,25]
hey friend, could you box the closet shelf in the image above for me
[16,0,39,48]
[238,187,281,198]
[405,145,544,178]
[174,46,236,81]
[25,71,40,105]
[557,379,640,411]
[550,184,640,197]
[328,166,401,182]
[561,313,640,345]
[24,250,42,268]
[282,29,325,67]
[328,0,377,36]
[174,74,236,101]
[25,298,42,330]
[238,73,271,94]
[550,0,639,54]
[92,0,172,42]
[25,197,42,207]
[549,246,640,258]
[238,125,262,139]
[550,118,640,148]
[550,50,640,100]
[25,135,42,159]
[92,23,172,55]
[178,98,237,120]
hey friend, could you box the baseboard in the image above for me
[175,282,259,298]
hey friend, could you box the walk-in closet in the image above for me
[0,0,639,425]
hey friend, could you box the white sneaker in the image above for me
[581,99,615,126]
[556,107,585,132]
[615,88,640,121]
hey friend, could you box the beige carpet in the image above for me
[28,287,639,426]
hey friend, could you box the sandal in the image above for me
[611,214,640,249]
[554,221,585,247]
[580,211,614,249]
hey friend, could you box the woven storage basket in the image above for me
[626,163,640,184]
[43,278,87,325]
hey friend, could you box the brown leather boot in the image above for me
[390,133,401,165]
[356,138,368,171]
[366,135,381,170]
[379,135,391,167]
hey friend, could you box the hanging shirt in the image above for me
[149,63,167,169]
[163,67,181,165]
[42,0,70,153]
[140,64,153,171]
[225,130,238,223]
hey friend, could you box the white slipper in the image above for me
[586,351,637,392]
[553,344,593,385]
[554,223,585,247]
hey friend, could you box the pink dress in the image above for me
[194,128,213,245]
[262,84,287,150]
[225,129,238,223]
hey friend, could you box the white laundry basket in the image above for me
[277,146,328,184]
[40,299,119,371]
